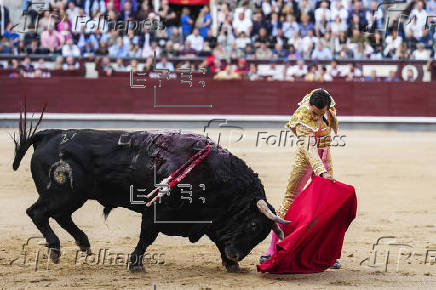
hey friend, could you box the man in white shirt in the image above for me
[412,42,430,60]
[383,30,402,57]
[302,29,318,52]
[314,1,330,25]
[62,39,81,57]
[156,56,175,71]
[232,11,252,35]
[330,0,348,23]
[186,28,204,52]
[410,1,427,29]
[286,59,307,79]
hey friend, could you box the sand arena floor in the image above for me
[0,127,435,289]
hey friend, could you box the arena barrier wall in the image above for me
[1,77,436,128]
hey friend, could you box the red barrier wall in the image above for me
[1,77,435,116]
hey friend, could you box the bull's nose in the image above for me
[224,248,240,262]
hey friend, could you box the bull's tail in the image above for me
[12,98,47,171]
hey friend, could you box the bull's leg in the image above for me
[53,214,91,254]
[128,215,158,272]
[26,200,61,263]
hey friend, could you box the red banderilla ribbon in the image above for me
[146,144,210,207]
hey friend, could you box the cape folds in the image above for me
[257,176,357,274]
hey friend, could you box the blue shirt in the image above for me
[181,14,192,37]
[199,13,212,38]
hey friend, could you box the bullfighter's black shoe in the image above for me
[330,260,341,269]
[259,255,271,264]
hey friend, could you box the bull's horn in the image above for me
[256,200,291,224]
[272,223,284,240]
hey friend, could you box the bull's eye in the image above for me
[250,222,257,232]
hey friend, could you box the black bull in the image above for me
[12,114,289,272]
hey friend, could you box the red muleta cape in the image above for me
[257,176,357,274]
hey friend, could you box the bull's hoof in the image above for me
[48,248,61,264]
[80,246,92,255]
[223,262,241,273]
[129,264,145,272]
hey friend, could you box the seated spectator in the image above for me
[36,58,48,70]
[312,42,333,60]
[254,27,272,48]
[302,29,317,53]
[204,29,217,49]
[232,10,252,36]
[234,59,249,76]
[304,65,321,81]
[54,56,64,70]
[144,57,154,71]
[287,44,301,60]
[95,40,109,55]
[128,60,138,72]
[384,70,400,82]
[272,43,288,60]
[248,63,261,81]
[412,42,430,60]
[0,37,12,54]
[22,57,33,71]
[179,41,197,58]
[63,56,80,71]
[342,63,363,80]
[7,59,19,70]
[286,59,307,79]
[2,23,20,46]
[255,43,272,60]
[214,64,241,80]
[82,42,96,58]
[41,26,64,53]
[169,27,184,47]
[327,59,340,77]
[186,28,204,52]
[319,66,333,82]
[299,13,314,38]
[405,68,416,81]
[156,56,175,71]
[113,58,128,72]
[109,37,128,58]
[364,70,380,81]
[235,31,251,50]
[62,39,81,57]
[100,56,112,72]
[384,30,402,58]
[263,61,283,81]
[142,42,160,59]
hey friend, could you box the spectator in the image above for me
[36,58,48,70]
[113,58,127,71]
[22,57,33,71]
[235,59,249,76]
[304,65,321,81]
[248,63,261,81]
[179,41,197,58]
[181,8,193,39]
[384,70,400,82]
[254,27,271,48]
[100,56,112,72]
[232,9,252,35]
[2,23,20,46]
[186,28,204,52]
[384,30,402,58]
[405,68,416,81]
[156,56,175,71]
[312,42,333,60]
[319,66,333,82]
[412,42,430,60]
[0,37,12,54]
[214,63,240,80]
[273,43,288,60]
[62,39,81,57]
[63,56,80,70]
[198,5,212,38]
[364,70,380,81]
[327,59,340,77]
[41,26,64,53]
[255,42,272,59]
[263,61,283,81]
[54,56,64,70]
[342,63,363,80]
[286,59,307,79]
[235,31,251,50]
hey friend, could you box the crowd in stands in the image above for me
[0,0,434,80]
